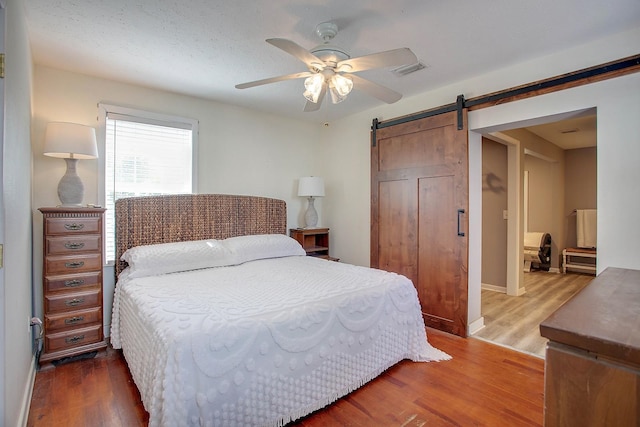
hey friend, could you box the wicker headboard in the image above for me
[115,194,287,276]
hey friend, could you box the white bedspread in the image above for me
[111,255,449,427]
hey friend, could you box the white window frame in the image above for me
[97,103,199,264]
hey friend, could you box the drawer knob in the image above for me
[65,261,85,269]
[65,335,85,344]
[64,316,85,325]
[64,279,85,287]
[64,223,85,231]
[64,242,85,250]
[65,298,85,307]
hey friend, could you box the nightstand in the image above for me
[290,228,339,261]
[39,207,107,365]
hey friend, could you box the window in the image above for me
[99,104,198,263]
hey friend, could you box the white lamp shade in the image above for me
[43,122,98,159]
[298,176,325,197]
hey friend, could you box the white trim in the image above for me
[468,317,485,335]
[481,283,507,293]
[486,131,523,297]
[17,356,37,427]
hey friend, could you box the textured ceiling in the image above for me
[24,0,639,147]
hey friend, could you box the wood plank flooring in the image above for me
[473,271,593,357]
[27,328,544,427]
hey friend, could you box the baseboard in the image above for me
[18,355,37,427]
[468,317,485,335]
[481,283,507,293]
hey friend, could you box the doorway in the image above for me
[468,109,597,356]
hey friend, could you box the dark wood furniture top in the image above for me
[540,267,640,366]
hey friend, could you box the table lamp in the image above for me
[43,122,98,207]
[298,176,325,228]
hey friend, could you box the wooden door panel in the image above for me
[378,179,418,284]
[372,109,468,337]
[418,175,459,331]
[378,126,451,171]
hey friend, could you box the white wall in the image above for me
[3,0,35,425]
[323,26,640,331]
[31,66,323,335]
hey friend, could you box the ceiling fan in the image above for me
[235,22,418,112]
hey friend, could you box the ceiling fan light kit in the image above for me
[236,21,418,111]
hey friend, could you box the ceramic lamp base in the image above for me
[304,197,318,228]
[57,158,84,207]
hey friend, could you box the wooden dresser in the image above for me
[540,267,639,426]
[39,207,107,365]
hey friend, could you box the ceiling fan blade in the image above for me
[349,74,403,104]
[267,38,324,69]
[336,48,417,73]
[235,71,314,89]
[303,85,327,112]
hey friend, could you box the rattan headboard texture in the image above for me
[115,194,287,276]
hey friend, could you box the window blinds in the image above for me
[105,113,194,262]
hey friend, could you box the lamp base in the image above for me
[57,158,85,207]
[304,197,319,228]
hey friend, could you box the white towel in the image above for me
[577,209,597,248]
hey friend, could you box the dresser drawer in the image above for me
[46,235,101,255]
[45,288,101,313]
[45,324,103,353]
[45,307,102,332]
[44,271,101,293]
[45,253,102,275]
[45,217,101,235]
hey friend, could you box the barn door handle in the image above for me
[457,209,465,237]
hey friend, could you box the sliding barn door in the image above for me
[371,110,468,336]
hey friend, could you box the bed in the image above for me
[110,194,449,426]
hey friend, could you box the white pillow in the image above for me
[121,239,235,278]
[221,234,306,263]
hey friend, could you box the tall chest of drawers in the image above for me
[39,207,107,364]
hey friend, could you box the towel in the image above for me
[577,209,597,248]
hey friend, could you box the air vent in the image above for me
[391,61,427,77]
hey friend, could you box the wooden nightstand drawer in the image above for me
[45,253,102,275]
[46,235,101,255]
[45,288,101,313]
[44,272,101,292]
[45,324,102,353]
[45,217,101,235]
[45,307,102,331]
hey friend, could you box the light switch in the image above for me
[503,210,508,220]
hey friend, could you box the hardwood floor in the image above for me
[473,271,593,357]
[27,328,544,426]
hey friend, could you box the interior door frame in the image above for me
[467,107,598,334]
[0,2,6,423]
[484,132,523,298]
